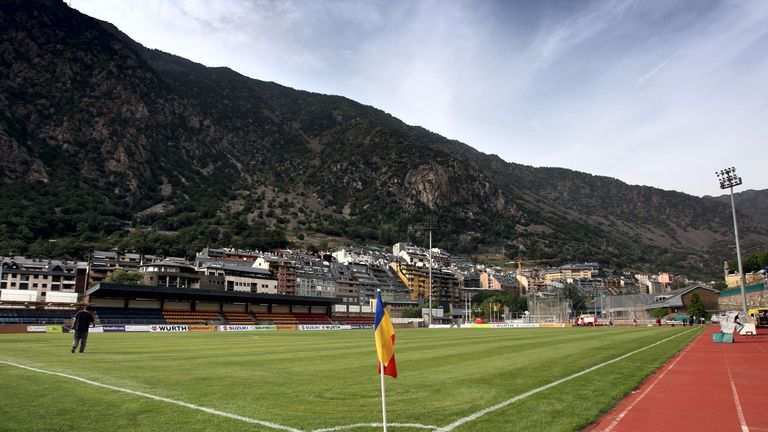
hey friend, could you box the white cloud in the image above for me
[72,0,768,196]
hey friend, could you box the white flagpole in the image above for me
[380,363,388,432]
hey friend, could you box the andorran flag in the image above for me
[374,291,398,378]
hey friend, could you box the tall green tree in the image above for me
[687,293,707,319]
[105,269,144,284]
[472,291,527,318]
[400,307,423,319]
[563,284,587,315]
[729,249,768,273]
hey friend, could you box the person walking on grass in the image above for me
[71,305,95,353]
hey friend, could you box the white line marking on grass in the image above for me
[311,423,437,432]
[435,329,697,432]
[0,360,303,432]
[1,360,438,432]
[602,339,695,431]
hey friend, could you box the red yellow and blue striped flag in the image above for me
[374,291,397,378]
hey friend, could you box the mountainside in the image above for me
[705,189,768,227]
[1,0,766,279]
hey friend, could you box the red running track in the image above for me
[586,326,768,432]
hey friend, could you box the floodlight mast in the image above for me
[716,167,748,318]
[426,216,436,327]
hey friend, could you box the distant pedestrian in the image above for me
[71,305,95,353]
[734,313,744,334]
[632,318,637,327]
[688,315,694,327]
[655,318,661,326]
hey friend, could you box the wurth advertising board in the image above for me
[149,324,188,332]
[297,325,352,331]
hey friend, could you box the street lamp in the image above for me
[716,167,748,318]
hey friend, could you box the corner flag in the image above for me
[374,291,397,378]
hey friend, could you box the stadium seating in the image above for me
[94,308,166,324]
[252,312,334,325]
[163,309,222,324]
[293,313,333,325]
[223,311,256,325]
[336,317,374,325]
[253,312,298,325]
[0,308,76,324]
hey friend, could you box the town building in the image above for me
[196,259,277,294]
[480,271,517,292]
[254,255,297,295]
[332,246,375,265]
[294,260,336,298]
[140,260,205,289]
[390,261,461,308]
[0,256,86,301]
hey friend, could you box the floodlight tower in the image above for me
[425,216,437,327]
[716,167,748,317]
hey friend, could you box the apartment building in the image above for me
[390,261,461,307]
[253,255,297,295]
[0,256,85,302]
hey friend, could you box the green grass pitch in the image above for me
[0,326,702,431]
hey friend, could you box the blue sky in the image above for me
[72,0,768,197]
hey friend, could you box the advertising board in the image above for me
[46,325,63,333]
[188,325,214,332]
[297,325,352,331]
[149,324,189,332]
[539,323,571,328]
[218,325,255,332]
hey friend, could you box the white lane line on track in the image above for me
[601,339,695,431]
[434,329,698,432]
[0,360,303,432]
[724,354,750,432]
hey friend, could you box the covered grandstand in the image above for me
[84,282,347,326]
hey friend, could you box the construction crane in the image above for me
[507,258,558,275]
[505,258,558,296]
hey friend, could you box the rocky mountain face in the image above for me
[1,0,766,279]
[705,189,768,227]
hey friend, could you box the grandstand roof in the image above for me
[86,283,341,306]
[645,284,717,309]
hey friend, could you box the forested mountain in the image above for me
[1,0,766,279]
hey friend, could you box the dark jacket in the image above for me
[73,310,95,333]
